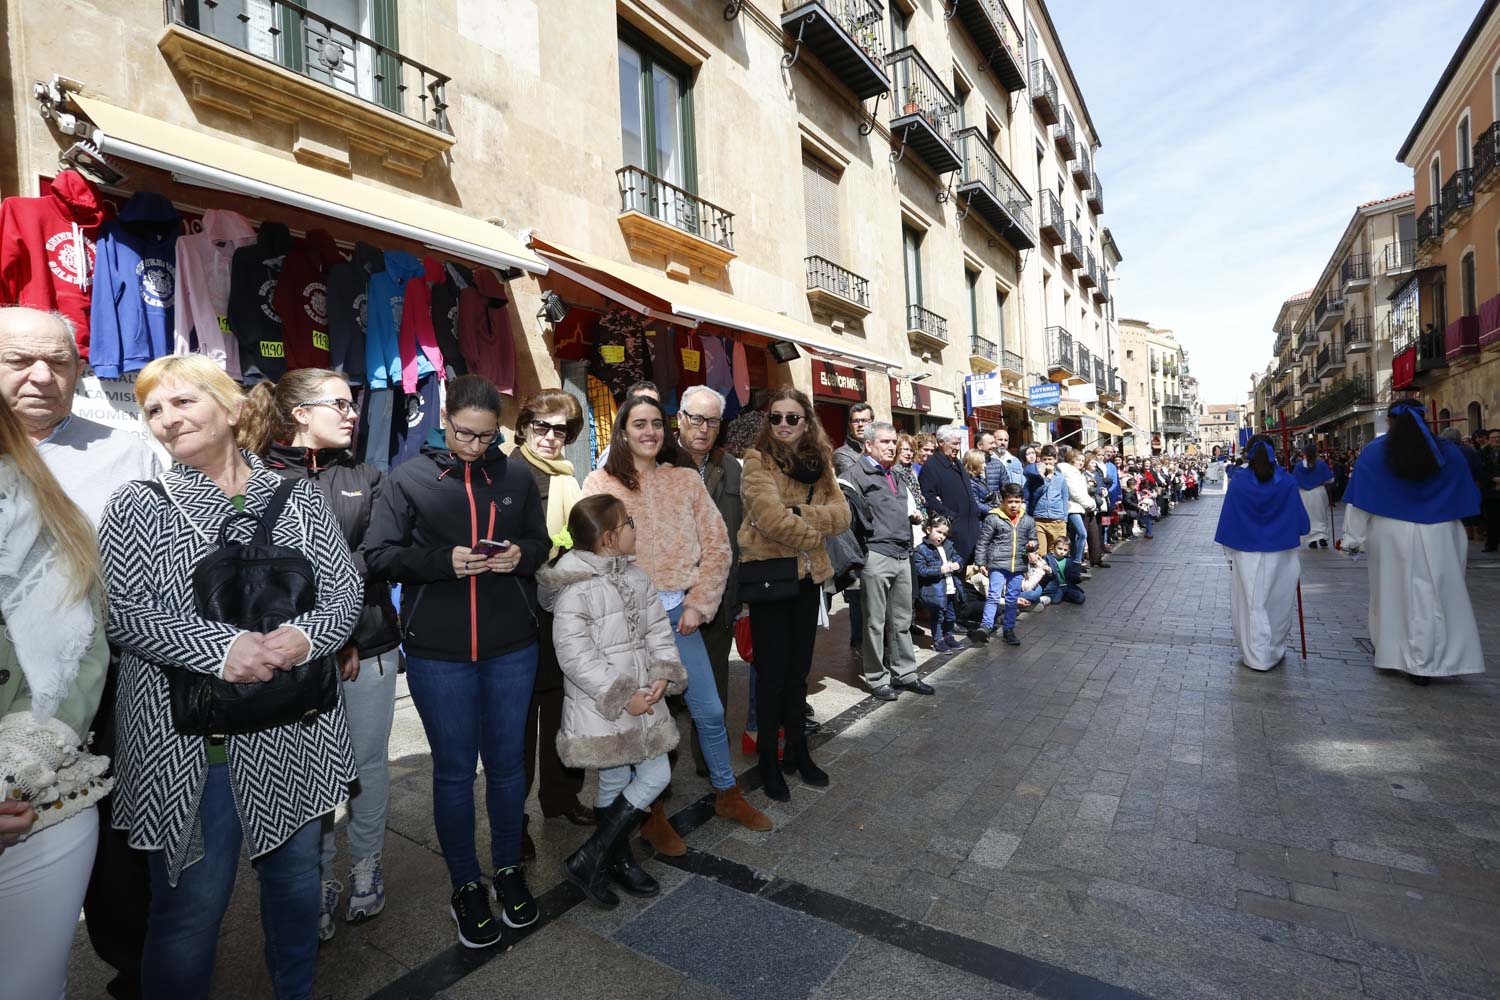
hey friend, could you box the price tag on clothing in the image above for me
[600,344,625,364]
[312,330,329,351]
[217,315,231,333]
[680,348,701,372]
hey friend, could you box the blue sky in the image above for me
[1047,0,1482,404]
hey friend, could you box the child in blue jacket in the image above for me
[914,515,967,653]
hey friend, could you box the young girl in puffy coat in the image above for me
[537,494,688,910]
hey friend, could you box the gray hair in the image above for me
[935,425,965,444]
[0,306,80,361]
[862,419,896,443]
[678,384,725,415]
[1440,427,1463,443]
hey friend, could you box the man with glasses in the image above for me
[833,402,875,648]
[0,306,159,999]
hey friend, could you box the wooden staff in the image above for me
[1296,582,1307,660]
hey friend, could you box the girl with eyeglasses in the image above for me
[364,374,551,949]
[242,369,402,943]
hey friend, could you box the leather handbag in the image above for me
[737,557,800,602]
[146,479,339,736]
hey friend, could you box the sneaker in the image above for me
[1039,596,1051,608]
[450,881,502,949]
[944,633,966,649]
[1001,629,1021,646]
[970,627,991,644]
[346,853,385,924]
[491,865,539,929]
[932,636,951,654]
[318,879,342,943]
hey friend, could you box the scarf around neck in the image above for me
[0,459,96,720]
[520,440,582,554]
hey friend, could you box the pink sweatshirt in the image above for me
[174,209,256,378]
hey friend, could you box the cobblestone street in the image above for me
[68,493,1500,998]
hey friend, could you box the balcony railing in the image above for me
[1417,204,1442,246]
[1298,374,1375,425]
[1061,220,1083,268]
[951,0,1026,92]
[1476,121,1500,191]
[1086,174,1103,214]
[906,303,948,345]
[955,128,1035,250]
[1093,357,1106,392]
[1094,270,1110,304]
[886,46,961,174]
[1001,349,1024,374]
[1038,188,1064,245]
[804,255,869,308]
[970,335,998,362]
[617,165,735,250]
[1045,326,1075,375]
[1316,341,1345,377]
[1029,60,1059,126]
[1054,107,1076,158]
[1078,248,1097,288]
[1077,343,1092,379]
[1070,147,1092,186]
[1314,293,1344,331]
[1377,240,1416,275]
[166,0,452,131]
[779,0,889,100]
[1341,253,1369,287]
[1416,326,1448,376]
[1344,316,1373,351]
[1440,167,1475,223]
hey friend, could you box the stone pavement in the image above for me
[67,493,1500,999]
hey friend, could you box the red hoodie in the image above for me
[0,170,107,358]
[456,268,517,394]
[271,228,342,371]
[398,255,446,392]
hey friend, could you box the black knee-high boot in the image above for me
[561,796,636,908]
[602,802,658,897]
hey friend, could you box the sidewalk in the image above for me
[67,496,1500,999]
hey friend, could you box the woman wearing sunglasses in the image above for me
[243,369,403,943]
[364,374,551,949]
[738,388,850,800]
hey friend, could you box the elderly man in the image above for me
[850,421,933,701]
[918,425,982,562]
[0,306,159,1000]
[675,384,745,772]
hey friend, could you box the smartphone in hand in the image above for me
[471,539,512,559]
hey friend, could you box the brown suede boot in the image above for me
[715,784,773,832]
[639,801,686,857]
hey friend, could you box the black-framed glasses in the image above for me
[296,397,356,415]
[529,419,570,440]
[450,423,501,445]
[619,515,636,530]
[680,413,722,430]
[767,412,803,426]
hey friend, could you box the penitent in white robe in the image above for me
[1300,486,1332,545]
[1343,507,1484,677]
[1224,547,1300,671]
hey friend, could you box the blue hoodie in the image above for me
[365,250,428,389]
[89,192,181,378]
[1027,463,1069,519]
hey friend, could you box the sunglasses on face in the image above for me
[768,412,803,426]
[297,397,356,415]
[530,419,570,440]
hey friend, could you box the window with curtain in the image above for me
[1462,251,1477,316]
[1458,115,1472,170]
[996,287,1008,350]
[967,269,980,344]
[802,156,841,263]
[903,226,923,309]
[618,29,694,190]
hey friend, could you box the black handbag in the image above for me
[738,557,800,602]
[145,479,339,736]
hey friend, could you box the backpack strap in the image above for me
[259,479,300,531]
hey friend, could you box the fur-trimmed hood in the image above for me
[536,549,634,611]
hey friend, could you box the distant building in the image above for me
[1200,403,1245,456]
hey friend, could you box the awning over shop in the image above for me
[68,94,548,275]
[530,236,899,370]
[1096,410,1131,436]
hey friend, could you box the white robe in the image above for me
[1299,486,1332,545]
[1343,507,1485,677]
[1224,547,1300,671]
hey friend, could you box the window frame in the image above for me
[902,224,924,309]
[1458,109,1473,170]
[618,23,698,194]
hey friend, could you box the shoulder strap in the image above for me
[259,478,300,530]
[142,479,167,500]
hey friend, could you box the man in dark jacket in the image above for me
[851,421,933,701]
[919,426,982,562]
[834,401,875,647]
[1480,427,1500,552]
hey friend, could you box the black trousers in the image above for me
[748,578,823,766]
[523,685,586,814]
[1484,495,1500,551]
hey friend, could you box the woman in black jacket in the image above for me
[243,368,401,943]
[363,375,550,950]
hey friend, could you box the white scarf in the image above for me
[0,459,96,719]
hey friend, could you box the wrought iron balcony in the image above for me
[780,0,890,100]
[1029,60,1059,126]
[1001,349,1024,376]
[1077,343,1092,381]
[1344,316,1373,352]
[1045,326,1076,377]
[617,165,735,250]
[1445,314,1480,362]
[1417,204,1442,246]
[1038,188,1064,245]
[1476,121,1500,192]
[1093,357,1106,393]
[1150,356,1159,374]
[969,335,998,363]
[1054,107,1076,159]
[804,255,870,310]
[1060,220,1083,268]
[1440,167,1475,226]
[886,47,961,174]
[1341,253,1369,289]
[1078,247,1097,289]
[955,129,1034,250]
[906,303,948,347]
[1093,270,1110,304]
[1316,341,1345,378]
[165,0,451,132]
[1314,293,1344,331]
[1297,330,1318,356]
[1086,174,1103,214]
[1070,147,1091,187]
[950,0,1026,92]
[1378,239,1417,275]
[1415,326,1448,377]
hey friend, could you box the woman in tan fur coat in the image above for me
[738,387,851,801]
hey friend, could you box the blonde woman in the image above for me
[964,448,991,509]
[0,394,111,1000]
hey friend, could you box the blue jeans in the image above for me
[406,645,539,887]
[1046,579,1087,605]
[668,604,735,790]
[920,595,957,634]
[1067,513,1087,562]
[142,764,321,1000]
[1140,510,1154,537]
[982,569,1025,631]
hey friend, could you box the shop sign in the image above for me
[1082,415,1098,436]
[890,376,931,412]
[967,372,1004,409]
[1026,382,1061,408]
[1057,399,1085,418]
[812,360,865,401]
[72,369,170,464]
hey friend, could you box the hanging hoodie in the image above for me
[273,228,341,371]
[0,170,106,359]
[676,330,707,394]
[174,209,256,379]
[228,222,294,382]
[365,249,425,390]
[457,268,517,393]
[647,325,678,412]
[325,241,383,384]
[89,192,182,379]
[701,333,734,396]
[398,256,445,392]
[430,262,470,377]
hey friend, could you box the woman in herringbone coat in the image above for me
[99,355,361,1000]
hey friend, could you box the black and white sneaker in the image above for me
[450,881,502,949]
[492,865,540,928]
